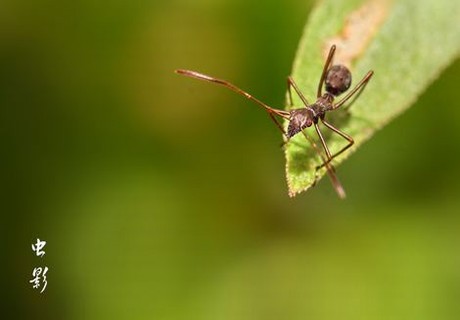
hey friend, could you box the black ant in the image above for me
[176,45,373,198]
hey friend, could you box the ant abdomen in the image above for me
[325,65,352,96]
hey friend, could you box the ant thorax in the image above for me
[313,93,335,113]
[287,94,334,138]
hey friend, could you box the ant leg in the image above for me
[334,70,374,109]
[314,123,333,160]
[268,112,290,141]
[301,130,346,199]
[286,78,294,107]
[287,76,310,106]
[176,69,290,118]
[316,119,354,169]
[176,69,291,139]
[317,45,336,98]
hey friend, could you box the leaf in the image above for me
[285,0,460,197]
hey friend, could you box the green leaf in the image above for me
[285,0,460,197]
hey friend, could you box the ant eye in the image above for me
[325,65,352,96]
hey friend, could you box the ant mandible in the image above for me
[176,45,374,198]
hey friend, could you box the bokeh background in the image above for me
[2,0,460,319]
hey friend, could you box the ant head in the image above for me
[325,65,352,96]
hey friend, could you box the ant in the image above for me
[176,45,373,198]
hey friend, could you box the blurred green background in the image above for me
[2,0,460,319]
